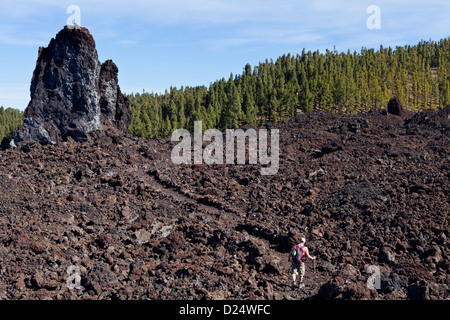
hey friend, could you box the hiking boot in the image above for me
[291,282,297,289]
[298,282,305,289]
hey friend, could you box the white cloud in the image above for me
[1,0,449,103]
[1,0,449,48]
[0,83,30,110]
[0,27,50,46]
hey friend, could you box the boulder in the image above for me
[99,59,132,132]
[387,96,409,117]
[381,246,396,264]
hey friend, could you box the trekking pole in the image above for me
[314,259,316,274]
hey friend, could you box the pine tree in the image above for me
[125,36,450,138]
[0,107,24,142]
[221,79,243,129]
[242,89,257,125]
[160,115,172,137]
[299,71,313,113]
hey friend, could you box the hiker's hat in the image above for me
[300,237,306,243]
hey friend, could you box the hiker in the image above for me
[289,237,316,289]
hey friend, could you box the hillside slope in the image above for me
[0,107,448,300]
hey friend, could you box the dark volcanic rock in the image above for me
[14,26,131,145]
[387,96,409,117]
[0,84,448,300]
[99,60,132,133]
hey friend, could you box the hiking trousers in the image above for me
[290,262,305,277]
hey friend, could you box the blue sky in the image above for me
[1,0,449,111]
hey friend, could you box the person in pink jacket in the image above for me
[289,237,316,289]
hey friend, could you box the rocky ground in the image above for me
[0,108,448,300]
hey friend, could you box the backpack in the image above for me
[290,244,305,264]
